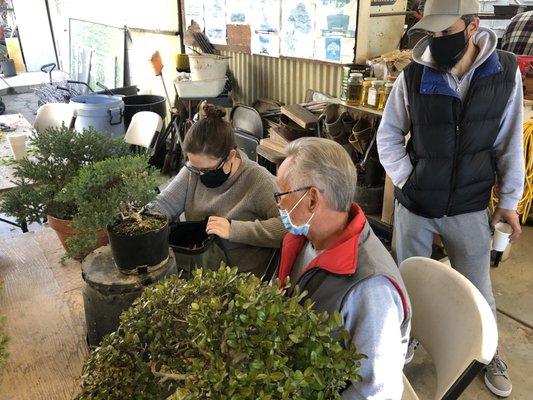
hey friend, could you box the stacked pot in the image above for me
[320,104,385,214]
[174,55,230,98]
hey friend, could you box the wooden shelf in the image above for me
[341,102,384,117]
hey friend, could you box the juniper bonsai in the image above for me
[77,267,364,400]
[57,154,164,259]
[0,126,130,224]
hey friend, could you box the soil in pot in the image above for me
[47,214,109,257]
[107,213,169,271]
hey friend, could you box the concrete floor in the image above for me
[1,92,38,124]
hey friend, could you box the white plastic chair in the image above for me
[33,103,75,133]
[400,257,498,400]
[123,111,163,150]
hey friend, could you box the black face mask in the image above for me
[199,161,231,188]
[429,27,469,71]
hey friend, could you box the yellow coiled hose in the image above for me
[491,121,533,224]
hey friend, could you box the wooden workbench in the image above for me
[0,228,87,399]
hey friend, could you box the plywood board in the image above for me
[281,104,318,129]
[0,229,87,399]
[12,0,56,71]
[5,37,26,73]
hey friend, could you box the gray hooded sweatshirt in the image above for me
[377,27,525,211]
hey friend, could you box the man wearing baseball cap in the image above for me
[377,0,524,397]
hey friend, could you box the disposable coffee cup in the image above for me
[7,133,27,160]
[492,222,513,252]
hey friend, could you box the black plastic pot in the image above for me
[122,94,167,129]
[493,5,525,17]
[107,218,169,271]
[96,85,139,97]
[362,157,385,187]
[354,184,384,215]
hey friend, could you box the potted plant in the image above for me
[0,45,16,77]
[58,154,168,268]
[0,126,130,253]
[77,267,364,399]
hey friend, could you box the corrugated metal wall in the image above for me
[223,51,343,105]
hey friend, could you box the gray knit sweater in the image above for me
[152,152,286,276]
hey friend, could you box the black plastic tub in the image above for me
[493,5,525,17]
[107,219,169,271]
[122,94,167,128]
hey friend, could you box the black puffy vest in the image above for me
[395,50,517,218]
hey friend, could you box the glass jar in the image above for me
[366,80,384,109]
[377,82,394,110]
[359,77,376,107]
[346,73,363,106]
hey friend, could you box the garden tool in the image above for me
[150,51,172,109]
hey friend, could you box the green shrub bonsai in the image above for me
[77,267,364,400]
[0,126,130,224]
[57,154,164,259]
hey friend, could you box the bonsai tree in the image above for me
[57,154,164,259]
[77,267,364,399]
[0,125,130,225]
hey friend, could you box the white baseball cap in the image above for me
[409,0,479,33]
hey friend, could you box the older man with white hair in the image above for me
[275,137,411,399]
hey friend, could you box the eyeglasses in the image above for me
[185,156,227,175]
[273,186,314,203]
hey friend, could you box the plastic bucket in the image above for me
[70,94,125,138]
[122,95,166,129]
[188,54,229,81]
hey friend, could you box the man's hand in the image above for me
[491,207,522,241]
[206,216,230,239]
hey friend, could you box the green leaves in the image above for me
[77,267,363,400]
[57,154,161,259]
[0,126,129,224]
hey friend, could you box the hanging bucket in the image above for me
[70,94,125,138]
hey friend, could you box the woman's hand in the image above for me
[206,216,231,239]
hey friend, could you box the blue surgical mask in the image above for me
[279,191,315,236]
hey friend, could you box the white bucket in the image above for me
[492,222,513,252]
[188,55,229,81]
[174,78,226,98]
[70,95,125,138]
[7,133,27,160]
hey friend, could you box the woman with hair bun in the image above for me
[151,103,286,276]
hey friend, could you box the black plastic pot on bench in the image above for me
[107,219,170,271]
